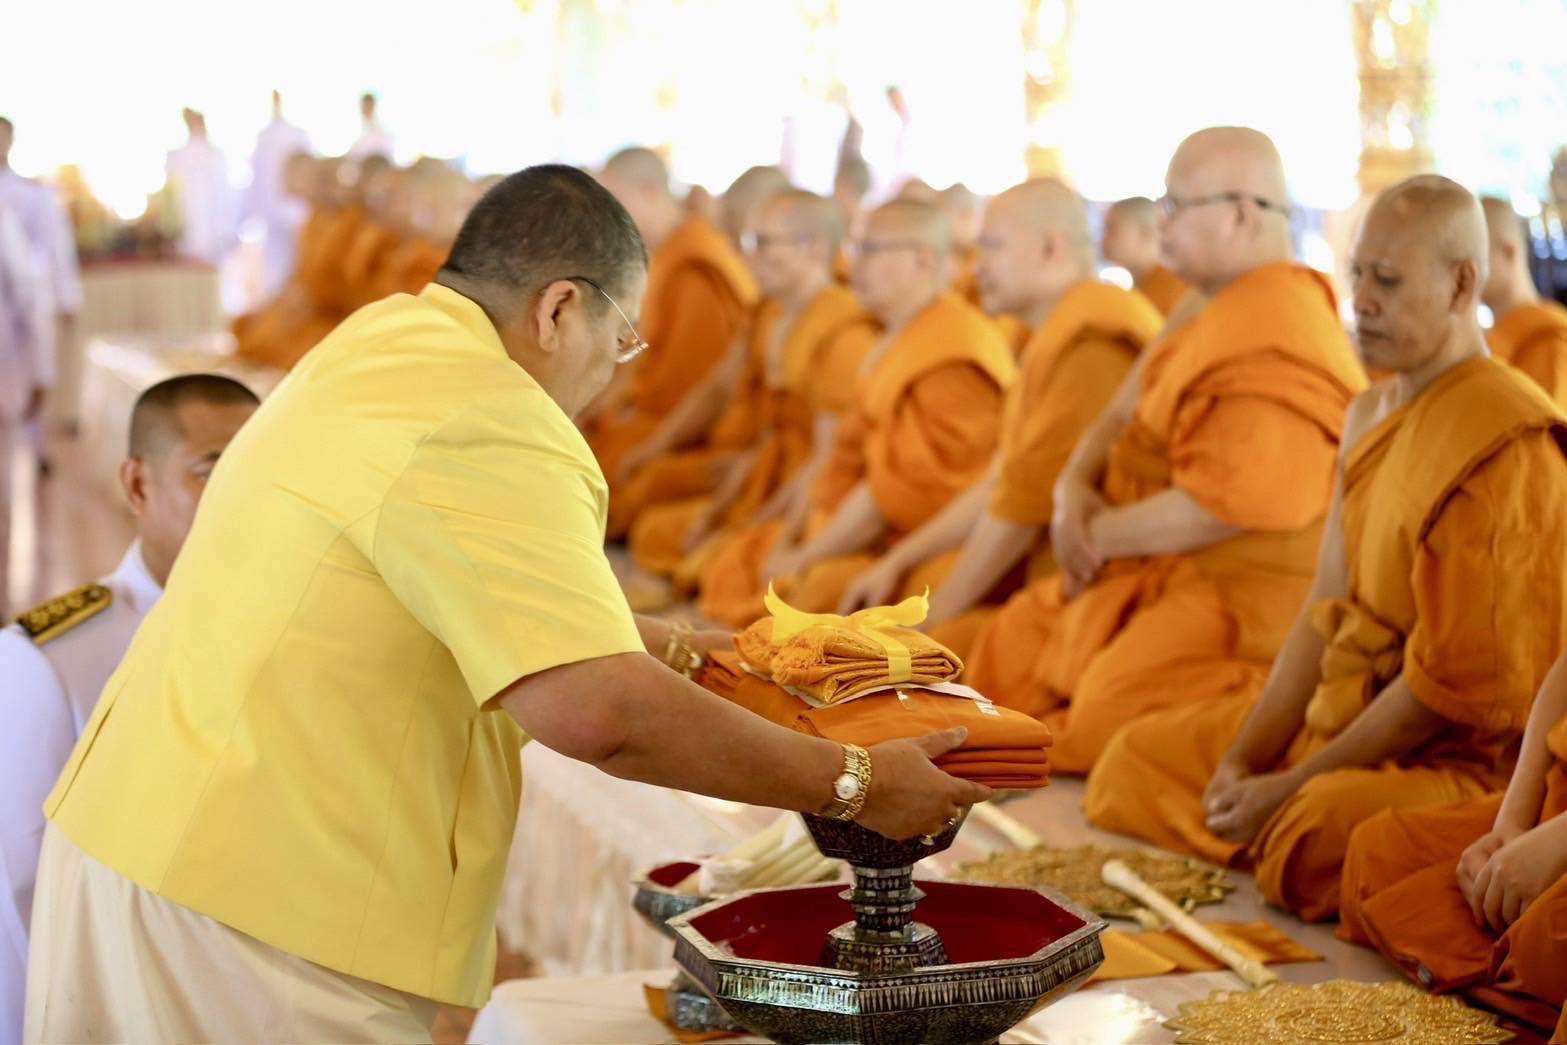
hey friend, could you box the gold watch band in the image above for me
[821,743,873,822]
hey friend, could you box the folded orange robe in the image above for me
[587,217,757,480]
[1086,356,1567,922]
[1338,717,1567,1036]
[734,615,962,705]
[697,293,1015,627]
[699,652,1050,788]
[1488,299,1567,408]
[966,262,1365,773]
[1134,263,1191,317]
[1092,920,1320,982]
[614,285,871,545]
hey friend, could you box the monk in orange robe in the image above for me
[622,191,875,576]
[585,148,761,484]
[1340,652,1567,1037]
[235,156,392,370]
[1102,196,1191,316]
[834,179,1163,661]
[938,183,984,306]
[697,199,1016,628]
[1085,175,1567,924]
[963,128,1365,772]
[1480,195,1567,405]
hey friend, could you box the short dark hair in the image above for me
[128,373,259,459]
[440,164,648,313]
[0,116,12,133]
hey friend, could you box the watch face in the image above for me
[834,773,860,801]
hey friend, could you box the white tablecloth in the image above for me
[77,334,282,495]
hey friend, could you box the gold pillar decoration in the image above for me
[1021,0,1075,181]
[1351,0,1436,195]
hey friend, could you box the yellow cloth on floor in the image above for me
[1091,921,1321,982]
[734,588,962,704]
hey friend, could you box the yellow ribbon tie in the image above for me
[764,584,929,684]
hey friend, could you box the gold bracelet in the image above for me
[820,743,873,821]
[662,621,705,679]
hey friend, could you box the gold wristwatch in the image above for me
[819,743,872,821]
[663,621,705,679]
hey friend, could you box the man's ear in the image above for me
[532,279,582,355]
[120,458,150,518]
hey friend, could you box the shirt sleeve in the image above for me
[372,394,644,706]
[0,628,75,945]
[1405,429,1567,736]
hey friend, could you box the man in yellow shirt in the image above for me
[25,166,987,1043]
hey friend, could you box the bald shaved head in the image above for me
[746,189,843,301]
[600,146,670,192]
[938,182,983,247]
[1161,126,1293,292]
[975,179,1093,322]
[1102,196,1164,277]
[894,178,939,204]
[852,199,950,323]
[1108,197,1160,232]
[1352,174,1489,373]
[597,145,680,246]
[720,165,790,246]
[1478,195,1542,314]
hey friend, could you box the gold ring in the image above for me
[920,833,936,845]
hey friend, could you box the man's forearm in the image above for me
[793,484,887,567]
[881,479,992,576]
[926,514,1036,626]
[1089,488,1244,560]
[1285,677,1444,782]
[1223,610,1330,771]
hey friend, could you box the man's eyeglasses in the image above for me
[741,231,813,254]
[568,276,648,364]
[1159,192,1291,220]
[842,238,926,260]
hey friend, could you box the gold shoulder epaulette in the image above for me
[13,584,112,645]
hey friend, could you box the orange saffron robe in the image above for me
[1134,263,1191,317]
[1085,356,1567,922]
[1488,299,1567,408]
[965,262,1365,773]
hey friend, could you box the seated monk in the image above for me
[236,156,392,370]
[834,179,1163,660]
[584,147,759,484]
[1340,649,1567,1037]
[1084,175,1567,923]
[696,199,1016,628]
[622,191,875,577]
[603,168,792,539]
[831,157,871,286]
[1480,195,1567,405]
[231,155,333,362]
[363,166,454,301]
[333,162,405,313]
[938,183,984,306]
[962,128,1365,773]
[1102,196,1192,316]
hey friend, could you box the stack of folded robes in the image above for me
[702,588,1050,789]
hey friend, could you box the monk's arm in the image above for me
[1281,675,1444,781]
[1086,488,1243,558]
[874,475,993,581]
[762,413,841,529]
[1217,473,1350,775]
[1510,334,1567,402]
[1494,651,1567,835]
[1054,356,1145,494]
[621,333,750,474]
[786,483,887,568]
[925,517,1037,627]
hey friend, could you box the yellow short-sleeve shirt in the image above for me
[45,284,644,1007]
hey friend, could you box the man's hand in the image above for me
[836,557,903,616]
[1050,477,1107,595]
[1457,827,1517,908]
[855,728,993,840]
[1202,758,1250,822]
[1204,768,1299,844]
[1466,819,1567,934]
[692,628,734,655]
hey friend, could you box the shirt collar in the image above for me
[419,282,509,361]
[111,541,164,615]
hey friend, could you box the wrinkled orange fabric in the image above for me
[1337,718,1567,1037]
[698,651,1050,787]
[333,219,399,313]
[1488,299,1567,408]
[966,263,1365,773]
[614,285,871,544]
[1086,356,1567,922]
[232,206,333,365]
[1092,921,1321,982]
[734,615,963,704]
[235,205,369,369]
[697,293,1015,627]
[365,236,447,301]
[1135,263,1191,317]
[587,217,757,479]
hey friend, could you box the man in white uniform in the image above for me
[0,373,257,1044]
[165,109,238,266]
[245,92,312,298]
[0,200,41,617]
[0,117,81,469]
[349,91,394,159]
